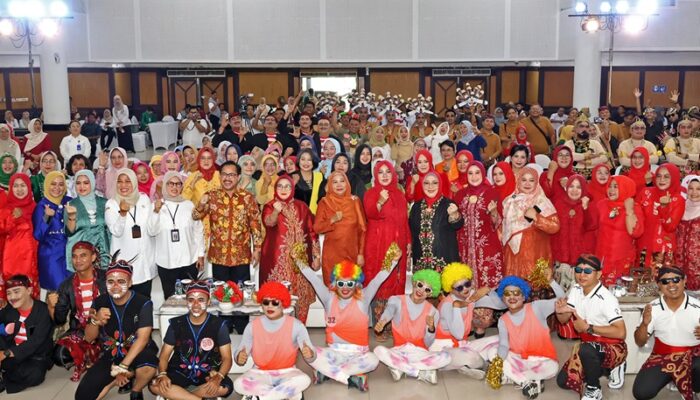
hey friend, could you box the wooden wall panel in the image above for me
[525,70,539,105]
[0,73,5,110]
[162,76,170,116]
[424,76,431,98]
[500,70,520,104]
[543,71,574,107]
[171,79,198,117]
[610,71,639,107]
[114,72,132,105]
[369,71,420,97]
[433,78,458,117]
[643,71,679,107]
[683,71,700,111]
[9,72,41,108]
[68,72,110,109]
[488,76,497,112]
[138,72,158,105]
[238,72,289,105]
[227,76,234,113]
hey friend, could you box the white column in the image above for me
[572,28,601,114]
[39,34,70,124]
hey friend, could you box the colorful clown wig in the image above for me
[441,262,473,293]
[331,260,365,285]
[257,282,292,308]
[412,269,442,298]
[496,275,531,300]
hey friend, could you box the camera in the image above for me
[239,93,254,113]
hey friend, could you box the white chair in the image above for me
[615,165,624,175]
[162,115,175,122]
[535,154,551,170]
[526,163,544,177]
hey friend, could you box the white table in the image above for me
[149,121,179,150]
[156,296,296,373]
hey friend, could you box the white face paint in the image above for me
[106,273,130,299]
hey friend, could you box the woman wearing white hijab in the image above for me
[23,118,51,173]
[0,123,21,165]
[105,168,157,297]
[112,95,134,152]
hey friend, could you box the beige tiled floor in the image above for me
[1,328,680,399]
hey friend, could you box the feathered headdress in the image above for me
[454,83,488,110]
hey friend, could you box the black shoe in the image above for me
[129,390,144,400]
[521,380,542,399]
[347,374,369,392]
[0,377,5,393]
[118,380,133,394]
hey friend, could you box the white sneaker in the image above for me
[388,367,404,381]
[582,385,603,400]
[417,369,438,385]
[667,381,678,392]
[608,361,625,389]
[458,366,486,380]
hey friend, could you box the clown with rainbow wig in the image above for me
[373,269,451,385]
[430,262,505,378]
[298,244,402,392]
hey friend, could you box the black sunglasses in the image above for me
[261,299,280,307]
[574,266,596,275]
[453,281,472,292]
[659,276,682,285]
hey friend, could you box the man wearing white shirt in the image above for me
[555,254,628,400]
[180,106,210,148]
[60,120,91,163]
[632,266,700,400]
[550,107,568,132]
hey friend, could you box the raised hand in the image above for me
[11,208,22,219]
[331,211,343,223]
[119,200,130,213]
[153,199,163,213]
[634,88,642,98]
[200,194,210,206]
[95,307,111,325]
[581,196,590,210]
[426,314,435,331]
[65,203,77,215]
[670,89,680,104]
[447,203,459,215]
[374,319,388,334]
[642,304,652,326]
[379,189,390,204]
[46,292,59,308]
[236,348,248,365]
[44,204,56,217]
[555,298,572,314]
[273,201,284,213]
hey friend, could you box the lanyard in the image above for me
[186,314,211,376]
[108,291,135,357]
[165,204,179,226]
[127,206,137,224]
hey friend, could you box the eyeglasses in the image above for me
[415,281,433,294]
[221,173,238,178]
[277,184,292,190]
[574,266,595,274]
[336,281,356,288]
[503,289,522,297]
[261,299,280,307]
[659,276,682,285]
[453,281,472,292]
[166,181,183,187]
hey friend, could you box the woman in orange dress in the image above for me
[313,171,367,285]
[501,167,560,278]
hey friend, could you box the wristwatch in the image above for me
[586,325,595,335]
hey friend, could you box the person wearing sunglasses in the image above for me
[487,273,564,399]
[373,269,450,385]
[149,281,233,400]
[632,266,700,400]
[429,262,504,379]
[233,282,315,400]
[555,254,627,400]
[299,246,402,392]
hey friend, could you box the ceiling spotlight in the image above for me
[574,1,588,13]
[615,0,630,13]
[600,1,612,13]
[26,0,46,19]
[637,0,658,15]
[49,1,69,18]
[0,19,13,36]
[38,18,59,37]
[623,15,646,33]
[582,16,600,32]
[8,0,30,18]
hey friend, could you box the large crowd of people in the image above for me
[0,85,698,400]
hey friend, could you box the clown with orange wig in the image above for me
[233,282,316,400]
[298,244,402,392]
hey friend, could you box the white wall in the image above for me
[0,0,698,66]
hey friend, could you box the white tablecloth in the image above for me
[149,121,179,150]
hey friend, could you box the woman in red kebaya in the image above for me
[551,175,597,266]
[540,146,575,204]
[587,164,612,204]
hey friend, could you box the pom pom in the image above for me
[382,242,401,270]
[441,262,473,293]
[486,356,504,389]
[290,242,308,266]
[527,258,552,289]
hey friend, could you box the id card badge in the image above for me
[76,143,82,152]
[131,225,142,238]
[170,229,180,242]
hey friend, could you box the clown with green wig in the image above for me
[373,269,451,385]
[487,273,565,399]
[430,262,506,378]
[297,244,402,392]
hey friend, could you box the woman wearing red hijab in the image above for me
[405,150,449,203]
[623,147,652,195]
[0,173,39,298]
[540,145,574,203]
[259,174,319,323]
[131,160,154,196]
[635,164,685,267]
[506,124,535,164]
[363,160,411,341]
[587,164,612,204]
[491,161,516,204]
[551,175,597,266]
[596,175,644,284]
[448,150,474,198]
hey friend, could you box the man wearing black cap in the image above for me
[555,254,628,400]
[0,274,53,394]
[632,266,700,400]
[149,281,233,399]
[75,257,158,400]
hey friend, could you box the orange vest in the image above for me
[252,315,297,370]
[435,294,474,347]
[325,296,369,346]
[392,295,432,349]
[501,304,557,360]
